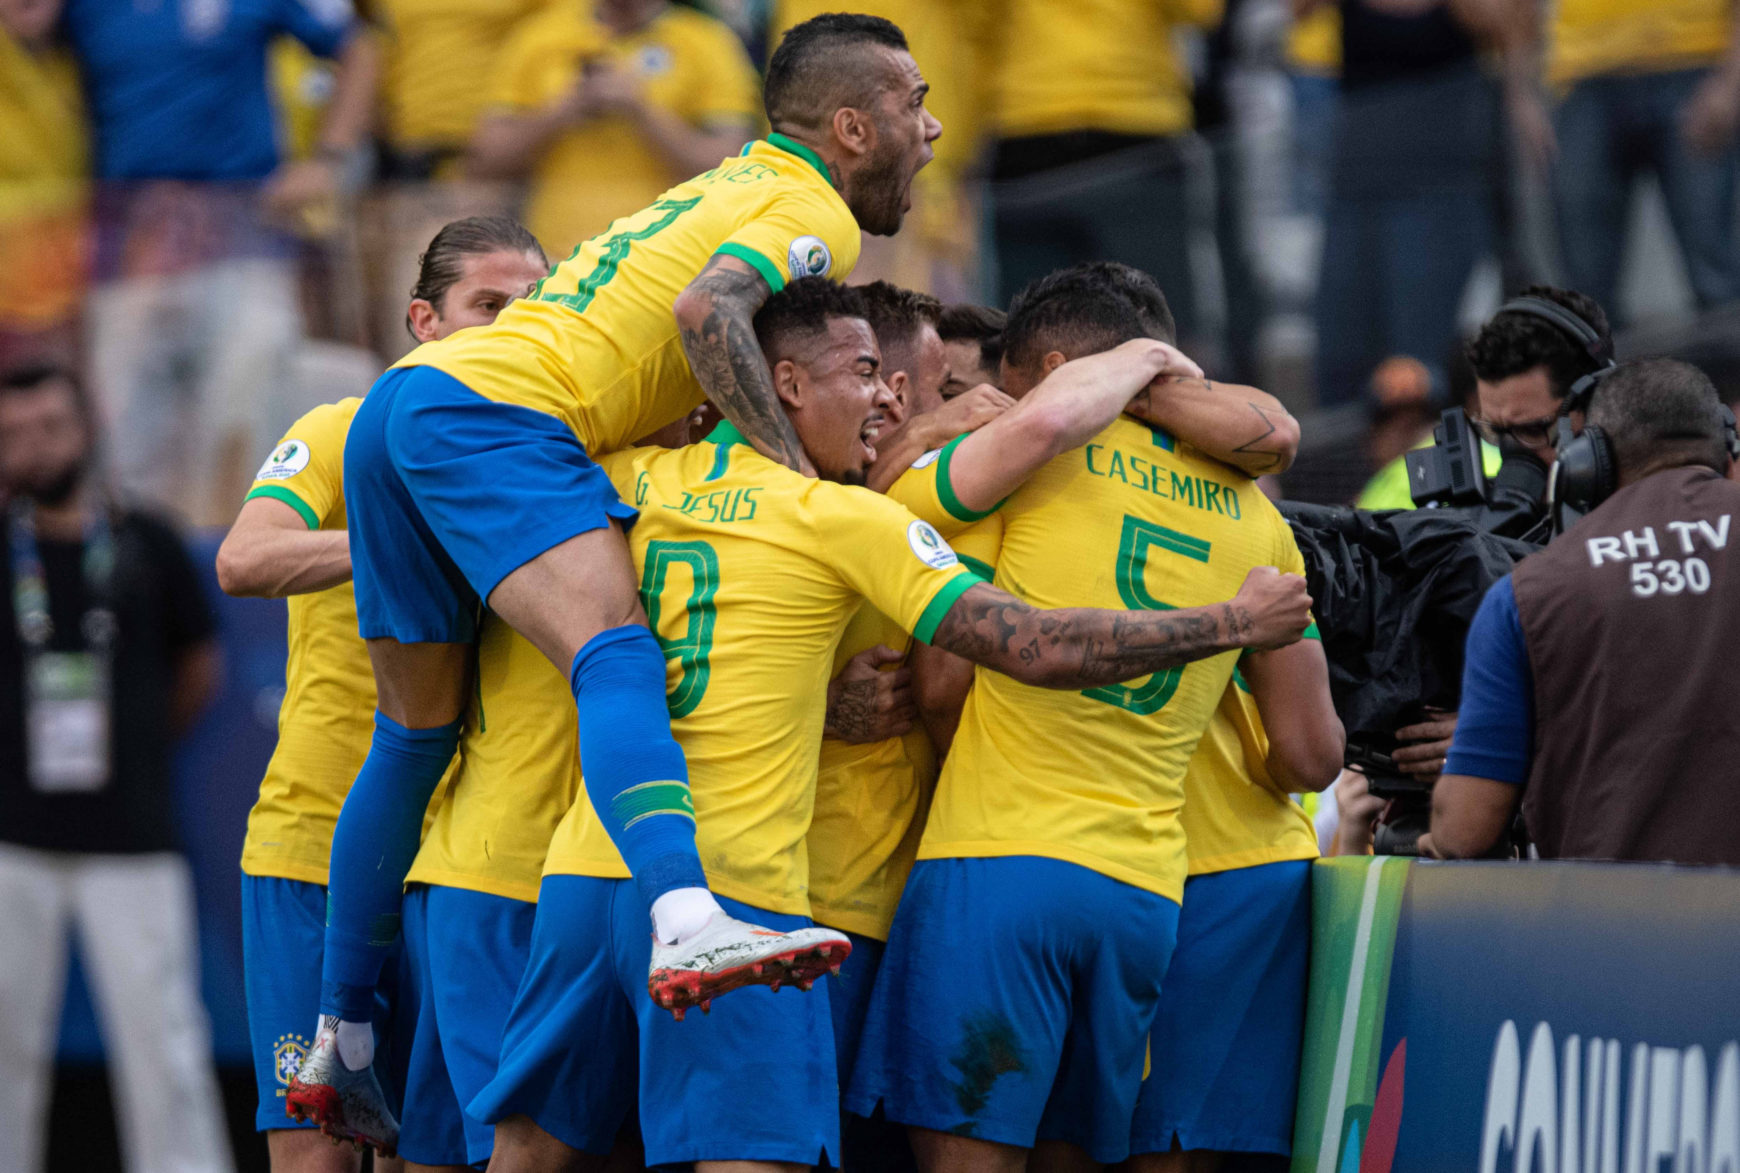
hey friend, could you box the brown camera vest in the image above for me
[1509,465,1740,865]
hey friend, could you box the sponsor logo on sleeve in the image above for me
[787,235,832,281]
[907,520,959,570]
[255,439,311,481]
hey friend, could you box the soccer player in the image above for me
[937,303,1006,398]
[293,12,944,1144]
[391,410,712,1170]
[847,265,1314,1170]
[1126,671,1342,1170]
[468,278,1312,1173]
[217,218,549,1168]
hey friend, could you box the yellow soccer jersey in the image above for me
[487,4,760,259]
[395,137,862,458]
[918,418,1298,903]
[239,400,376,884]
[989,0,1222,140]
[1549,0,1730,86]
[540,422,983,916]
[886,433,1002,539]
[1181,665,1320,877]
[807,603,938,940]
[374,0,546,152]
[406,612,580,903]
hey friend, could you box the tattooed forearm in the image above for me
[931,584,1245,690]
[676,257,810,472]
[1230,402,1287,473]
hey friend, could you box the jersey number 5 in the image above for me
[639,539,720,717]
[1081,514,1212,716]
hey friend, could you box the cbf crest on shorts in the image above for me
[274,1033,311,1092]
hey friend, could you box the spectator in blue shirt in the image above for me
[60,0,379,525]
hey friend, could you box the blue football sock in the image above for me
[319,710,460,1021]
[571,625,708,907]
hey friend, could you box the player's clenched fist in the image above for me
[1230,567,1313,651]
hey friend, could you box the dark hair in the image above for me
[764,13,909,131]
[0,364,79,397]
[1467,284,1612,401]
[408,216,546,313]
[1589,358,1728,476]
[856,281,941,374]
[753,276,869,359]
[937,303,1006,373]
[1003,263,1172,369]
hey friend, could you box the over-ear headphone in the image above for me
[1501,295,1740,522]
[1494,295,1618,519]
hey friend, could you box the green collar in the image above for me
[706,419,748,447]
[764,132,833,184]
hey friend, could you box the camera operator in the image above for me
[1430,359,1740,865]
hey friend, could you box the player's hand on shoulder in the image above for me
[1229,567,1313,651]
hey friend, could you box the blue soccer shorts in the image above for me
[469,875,840,1166]
[846,856,1180,1164]
[395,883,537,1167]
[825,929,885,1090]
[345,365,636,644]
[239,874,405,1132]
[1130,859,1312,1157]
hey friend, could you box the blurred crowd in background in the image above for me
[4,0,1740,527]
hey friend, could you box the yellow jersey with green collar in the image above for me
[406,613,580,903]
[540,422,984,916]
[917,417,1299,903]
[394,136,862,457]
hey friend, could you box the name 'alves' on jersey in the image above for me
[393,134,862,457]
[539,421,982,917]
[916,416,1301,904]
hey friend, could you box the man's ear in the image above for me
[1040,350,1069,377]
[886,369,911,415]
[830,104,874,160]
[407,299,441,343]
[771,357,805,410]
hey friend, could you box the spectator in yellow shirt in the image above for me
[1509,0,1740,318]
[468,0,760,261]
[0,0,87,366]
[984,0,1224,346]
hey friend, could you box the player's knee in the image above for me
[365,639,473,726]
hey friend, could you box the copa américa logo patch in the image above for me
[907,520,959,570]
[910,448,944,470]
[255,439,311,481]
[787,235,832,281]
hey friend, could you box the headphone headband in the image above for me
[1497,295,1616,371]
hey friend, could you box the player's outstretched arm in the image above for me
[1241,639,1345,792]
[930,567,1313,691]
[215,497,351,598]
[675,253,815,476]
[940,339,1202,515]
[1126,376,1301,476]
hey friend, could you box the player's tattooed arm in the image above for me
[675,254,815,475]
[929,568,1312,689]
[1126,376,1301,476]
